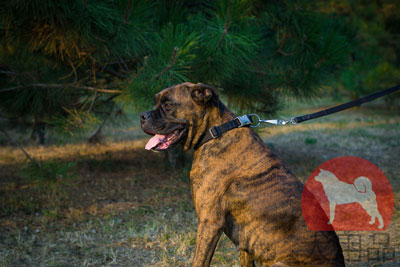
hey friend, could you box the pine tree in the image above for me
[0,0,354,143]
[318,0,400,104]
[0,0,152,141]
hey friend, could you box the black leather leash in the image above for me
[195,83,400,150]
[292,83,400,124]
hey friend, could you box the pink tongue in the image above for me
[145,134,166,150]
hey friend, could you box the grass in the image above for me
[0,97,399,266]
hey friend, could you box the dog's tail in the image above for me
[353,176,373,194]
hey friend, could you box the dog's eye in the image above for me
[163,103,174,111]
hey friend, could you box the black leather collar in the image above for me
[194,115,253,150]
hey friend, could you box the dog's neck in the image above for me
[190,104,279,183]
[207,102,236,125]
[185,103,235,150]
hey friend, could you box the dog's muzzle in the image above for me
[140,111,187,151]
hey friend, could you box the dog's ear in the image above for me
[191,83,219,106]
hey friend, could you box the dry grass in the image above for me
[0,98,399,266]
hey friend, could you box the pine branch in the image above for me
[0,71,16,75]
[96,63,126,78]
[124,0,133,24]
[314,57,326,68]
[276,32,288,53]
[154,47,179,81]
[277,49,297,56]
[117,55,129,72]
[68,58,78,83]
[218,4,232,47]
[276,33,297,56]
[87,89,98,114]
[88,104,113,144]
[0,83,122,94]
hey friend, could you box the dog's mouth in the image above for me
[145,128,187,151]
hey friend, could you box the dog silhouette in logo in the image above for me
[314,169,384,229]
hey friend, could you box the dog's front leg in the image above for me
[193,217,223,267]
[240,250,255,267]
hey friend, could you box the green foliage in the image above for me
[21,160,76,184]
[257,3,352,97]
[320,0,400,104]
[125,0,354,113]
[19,159,76,203]
[365,62,400,92]
[126,23,199,110]
[0,0,358,138]
[304,137,317,145]
[365,62,400,107]
[191,1,261,83]
[48,108,102,136]
[0,0,151,138]
[1,0,152,62]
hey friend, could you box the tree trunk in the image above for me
[164,145,185,169]
[88,125,104,144]
[30,122,46,145]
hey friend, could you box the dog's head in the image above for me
[140,82,221,151]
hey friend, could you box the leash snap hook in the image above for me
[289,117,297,124]
[248,114,261,128]
[238,114,293,127]
[257,117,290,126]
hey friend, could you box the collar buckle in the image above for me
[209,126,222,139]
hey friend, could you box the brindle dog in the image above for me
[140,82,345,267]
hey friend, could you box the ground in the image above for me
[0,97,399,266]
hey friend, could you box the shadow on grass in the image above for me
[0,146,192,218]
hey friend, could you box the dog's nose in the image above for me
[140,111,151,122]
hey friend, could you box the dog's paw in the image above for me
[327,221,332,225]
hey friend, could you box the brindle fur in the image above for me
[141,82,345,267]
